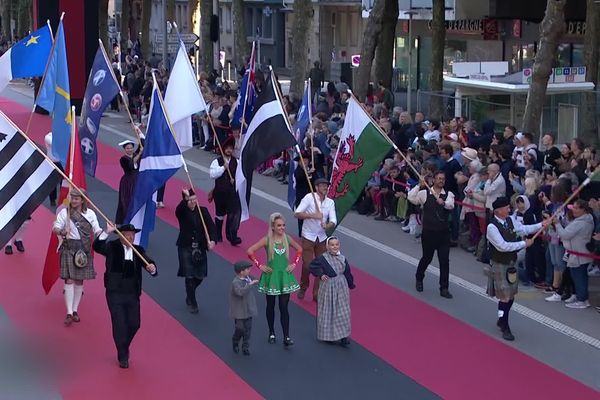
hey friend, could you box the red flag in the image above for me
[42,115,87,294]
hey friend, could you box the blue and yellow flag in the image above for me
[0,25,52,92]
[37,19,71,166]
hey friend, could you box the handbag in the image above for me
[191,242,205,264]
[73,249,88,268]
[505,266,518,284]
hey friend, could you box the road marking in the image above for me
[75,106,600,351]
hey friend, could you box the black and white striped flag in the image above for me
[0,111,61,247]
[236,70,297,221]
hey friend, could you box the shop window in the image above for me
[572,44,584,66]
[443,40,466,76]
[555,43,571,68]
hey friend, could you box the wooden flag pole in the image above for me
[0,110,152,266]
[239,41,256,129]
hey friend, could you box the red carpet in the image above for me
[1,97,599,400]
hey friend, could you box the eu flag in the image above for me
[79,44,121,176]
[36,19,71,166]
[0,25,52,92]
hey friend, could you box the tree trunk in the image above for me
[1,0,11,40]
[232,0,247,70]
[188,0,199,30]
[372,0,398,89]
[120,0,130,57]
[290,0,313,98]
[355,0,386,100]
[98,0,109,50]
[581,0,599,147]
[429,0,446,120]
[167,0,176,23]
[16,0,31,38]
[199,0,213,72]
[140,0,152,58]
[521,0,566,137]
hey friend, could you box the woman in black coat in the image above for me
[176,188,217,314]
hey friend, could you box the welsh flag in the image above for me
[328,97,393,229]
[42,112,87,294]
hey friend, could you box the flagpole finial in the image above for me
[60,12,65,20]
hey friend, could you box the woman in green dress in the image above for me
[248,212,302,347]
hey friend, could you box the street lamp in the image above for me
[405,9,419,116]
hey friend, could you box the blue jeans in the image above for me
[570,264,589,302]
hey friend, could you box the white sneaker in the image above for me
[545,293,562,302]
[563,294,577,303]
[587,266,600,276]
[156,201,164,209]
[565,300,590,309]
[401,225,410,232]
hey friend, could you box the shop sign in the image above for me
[522,68,532,84]
[351,54,361,67]
[469,73,490,81]
[512,19,521,38]
[566,21,586,36]
[427,19,484,33]
[553,67,586,83]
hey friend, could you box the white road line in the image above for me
[96,115,600,351]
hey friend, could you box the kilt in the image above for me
[317,274,351,341]
[177,246,207,279]
[59,239,96,281]
[486,260,518,301]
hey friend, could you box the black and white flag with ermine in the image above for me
[0,111,61,247]
[236,69,297,221]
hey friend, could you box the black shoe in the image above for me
[415,280,423,292]
[118,359,129,369]
[72,312,80,323]
[4,245,12,255]
[268,334,276,344]
[242,347,250,356]
[440,289,453,299]
[501,327,515,341]
[232,341,239,354]
[187,304,199,314]
[374,215,386,221]
[228,237,242,246]
[283,337,294,347]
[50,199,57,207]
[14,241,24,253]
[449,241,459,248]
[340,338,350,348]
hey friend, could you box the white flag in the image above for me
[164,42,207,152]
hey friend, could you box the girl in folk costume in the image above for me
[115,138,143,224]
[247,213,302,347]
[52,190,103,326]
[309,237,355,347]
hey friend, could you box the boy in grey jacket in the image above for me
[230,261,258,355]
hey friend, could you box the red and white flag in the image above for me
[42,108,87,294]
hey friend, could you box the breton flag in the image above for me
[164,33,207,152]
[125,81,183,248]
[78,41,121,176]
[36,18,71,167]
[232,42,256,131]
[287,79,312,209]
[236,69,297,221]
[0,111,61,248]
[0,24,53,93]
[42,108,86,294]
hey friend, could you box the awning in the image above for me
[444,76,595,94]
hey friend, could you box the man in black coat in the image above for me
[93,223,157,369]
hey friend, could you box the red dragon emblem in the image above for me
[328,134,364,200]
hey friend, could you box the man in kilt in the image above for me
[486,197,546,341]
[209,136,242,246]
[175,188,217,314]
[52,190,103,326]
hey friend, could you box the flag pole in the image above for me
[346,90,435,196]
[240,41,256,130]
[23,15,63,142]
[150,71,212,244]
[270,66,319,211]
[0,110,152,266]
[306,79,315,166]
[531,173,597,241]
[98,39,142,146]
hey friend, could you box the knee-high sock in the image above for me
[497,300,513,329]
[73,284,84,312]
[64,283,75,315]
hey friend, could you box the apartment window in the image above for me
[225,6,232,33]
[219,7,224,33]
[336,12,347,46]
[246,8,253,37]
[262,12,273,39]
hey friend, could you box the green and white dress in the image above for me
[258,237,300,295]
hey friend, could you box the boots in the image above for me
[214,218,223,242]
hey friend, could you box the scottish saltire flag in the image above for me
[287,80,312,209]
[0,111,61,248]
[125,84,183,248]
[0,24,53,92]
[79,43,121,176]
[237,69,296,221]
[164,38,207,152]
[232,42,256,131]
[37,19,71,167]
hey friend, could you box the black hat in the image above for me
[223,135,235,149]
[119,224,141,233]
[293,151,310,162]
[182,188,196,199]
[492,197,510,210]
[234,260,253,273]
[314,178,329,186]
